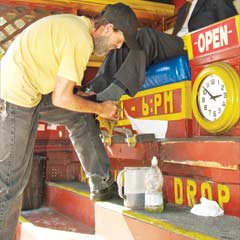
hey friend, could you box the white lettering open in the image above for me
[197,25,229,53]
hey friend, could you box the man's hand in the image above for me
[53,76,120,119]
[98,101,120,121]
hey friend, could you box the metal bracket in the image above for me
[100,129,112,147]
[100,127,156,148]
[113,127,137,147]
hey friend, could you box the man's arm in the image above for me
[52,76,119,120]
[86,28,186,99]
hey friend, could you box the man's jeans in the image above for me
[0,95,112,240]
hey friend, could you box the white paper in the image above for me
[126,114,168,138]
[190,197,224,217]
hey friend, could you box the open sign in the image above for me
[191,17,239,58]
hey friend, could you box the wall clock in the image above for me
[191,62,240,134]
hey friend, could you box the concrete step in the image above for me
[16,207,99,240]
[106,137,240,217]
[27,181,240,240]
[45,181,95,229]
[95,201,240,240]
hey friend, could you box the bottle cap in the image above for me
[151,156,158,166]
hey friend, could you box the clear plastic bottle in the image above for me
[145,156,164,213]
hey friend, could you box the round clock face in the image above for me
[191,62,240,134]
[198,74,227,121]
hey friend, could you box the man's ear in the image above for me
[92,23,115,38]
[92,23,114,36]
[103,23,114,34]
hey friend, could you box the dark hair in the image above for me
[93,7,119,31]
[93,7,109,30]
[93,3,139,49]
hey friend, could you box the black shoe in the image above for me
[90,182,118,201]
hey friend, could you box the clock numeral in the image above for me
[223,92,227,98]
[208,110,212,116]
[221,85,225,91]
[206,83,210,88]
[210,78,215,85]
[218,108,221,114]
[203,89,207,95]
[222,101,226,107]
[204,105,207,111]
[201,97,205,103]
[213,111,217,117]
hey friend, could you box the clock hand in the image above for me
[203,87,214,99]
[212,94,222,100]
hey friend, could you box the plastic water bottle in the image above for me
[145,156,164,213]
